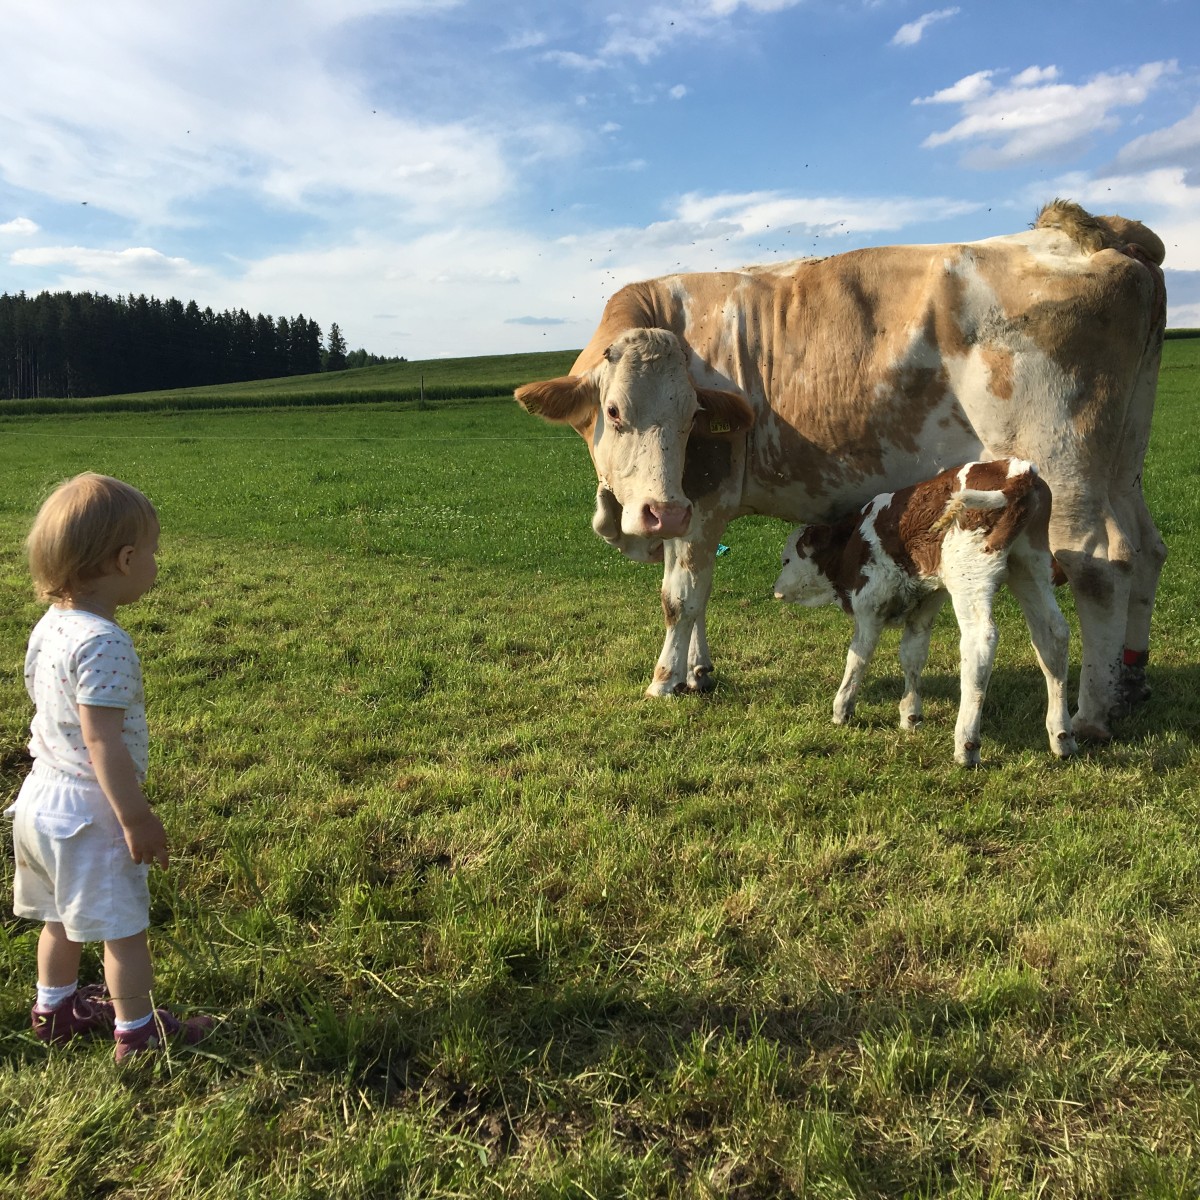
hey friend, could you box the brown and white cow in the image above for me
[773,458,1075,766]
[516,201,1167,739]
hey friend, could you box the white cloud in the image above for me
[501,30,550,51]
[543,49,609,72]
[917,61,1176,167]
[0,217,39,236]
[669,84,688,100]
[891,7,959,48]
[1112,104,1200,181]
[547,0,805,72]
[11,245,199,280]
[0,0,558,228]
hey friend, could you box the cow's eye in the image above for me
[606,404,621,423]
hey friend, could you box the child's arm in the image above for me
[80,704,169,869]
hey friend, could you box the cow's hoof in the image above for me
[645,681,684,698]
[687,667,716,694]
[900,715,923,732]
[955,740,982,768]
[1052,732,1079,759]
[1117,666,1151,714]
[1071,715,1113,743]
[831,711,852,726]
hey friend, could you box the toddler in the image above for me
[5,473,210,1061]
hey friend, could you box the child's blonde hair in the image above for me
[26,474,158,602]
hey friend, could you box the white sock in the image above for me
[115,1012,154,1033]
[35,981,78,1010]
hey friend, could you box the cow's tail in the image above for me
[1035,199,1166,266]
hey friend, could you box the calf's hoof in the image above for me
[687,668,716,694]
[900,714,923,732]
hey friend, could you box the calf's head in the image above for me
[774,526,839,607]
[515,328,753,541]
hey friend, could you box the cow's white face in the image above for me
[774,527,838,606]
[515,327,754,546]
[592,329,697,540]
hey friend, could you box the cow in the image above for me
[515,201,1167,740]
[772,458,1075,766]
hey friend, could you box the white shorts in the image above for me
[6,766,150,943]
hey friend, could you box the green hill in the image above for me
[0,348,582,416]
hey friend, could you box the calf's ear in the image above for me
[515,375,599,426]
[693,387,755,437]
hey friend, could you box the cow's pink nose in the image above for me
[642,502,692,537]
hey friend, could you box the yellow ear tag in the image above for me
[707,417,732,434]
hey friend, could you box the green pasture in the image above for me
[0,341,1198,1199]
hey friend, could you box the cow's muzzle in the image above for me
[639,502,692,539]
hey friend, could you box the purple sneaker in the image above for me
[31,983,115,1045]
[113,1008,214,1063]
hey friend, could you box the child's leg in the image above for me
[37,922,83,989]
[104,931,154,1024]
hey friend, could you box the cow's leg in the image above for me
[646,537,718,697]
[1051,509,1135,741]
[687,616,714,693]
[897,592,946,731]
[946,579,1002,768]
[833,612,883,725]
[1117,492,1167,711]
[1006,547,1077,759]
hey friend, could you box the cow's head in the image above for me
[515,328,753,542]
[774,526,838,607]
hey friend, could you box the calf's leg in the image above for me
[944,568,1003,768]
[897,592,946,731]
[1006,546,1077,759]
[833,611,884,725]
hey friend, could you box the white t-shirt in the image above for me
[24,607,149,782]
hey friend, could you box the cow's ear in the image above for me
[693,387,755,437]
[515,375,599,426]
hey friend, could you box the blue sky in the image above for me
[2,0,1198,359]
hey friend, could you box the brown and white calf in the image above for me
[773,459,1077,766]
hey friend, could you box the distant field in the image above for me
[0,348,581,416]
[0,340,1197,1198]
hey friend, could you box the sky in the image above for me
[2,0,1199,360]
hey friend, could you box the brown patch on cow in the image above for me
[661,594,682,627]
[683,436,733,500]
[980,347,1015,400]
[1070,562,1115,606]
[652,664,674,684]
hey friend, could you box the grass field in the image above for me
[0,341,1197,1199]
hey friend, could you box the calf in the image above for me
[773,459,1077,766]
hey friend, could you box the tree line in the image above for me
[0,290,403,401]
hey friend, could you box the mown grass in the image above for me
[0,341,1197,1198]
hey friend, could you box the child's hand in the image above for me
[121,810,169,869]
